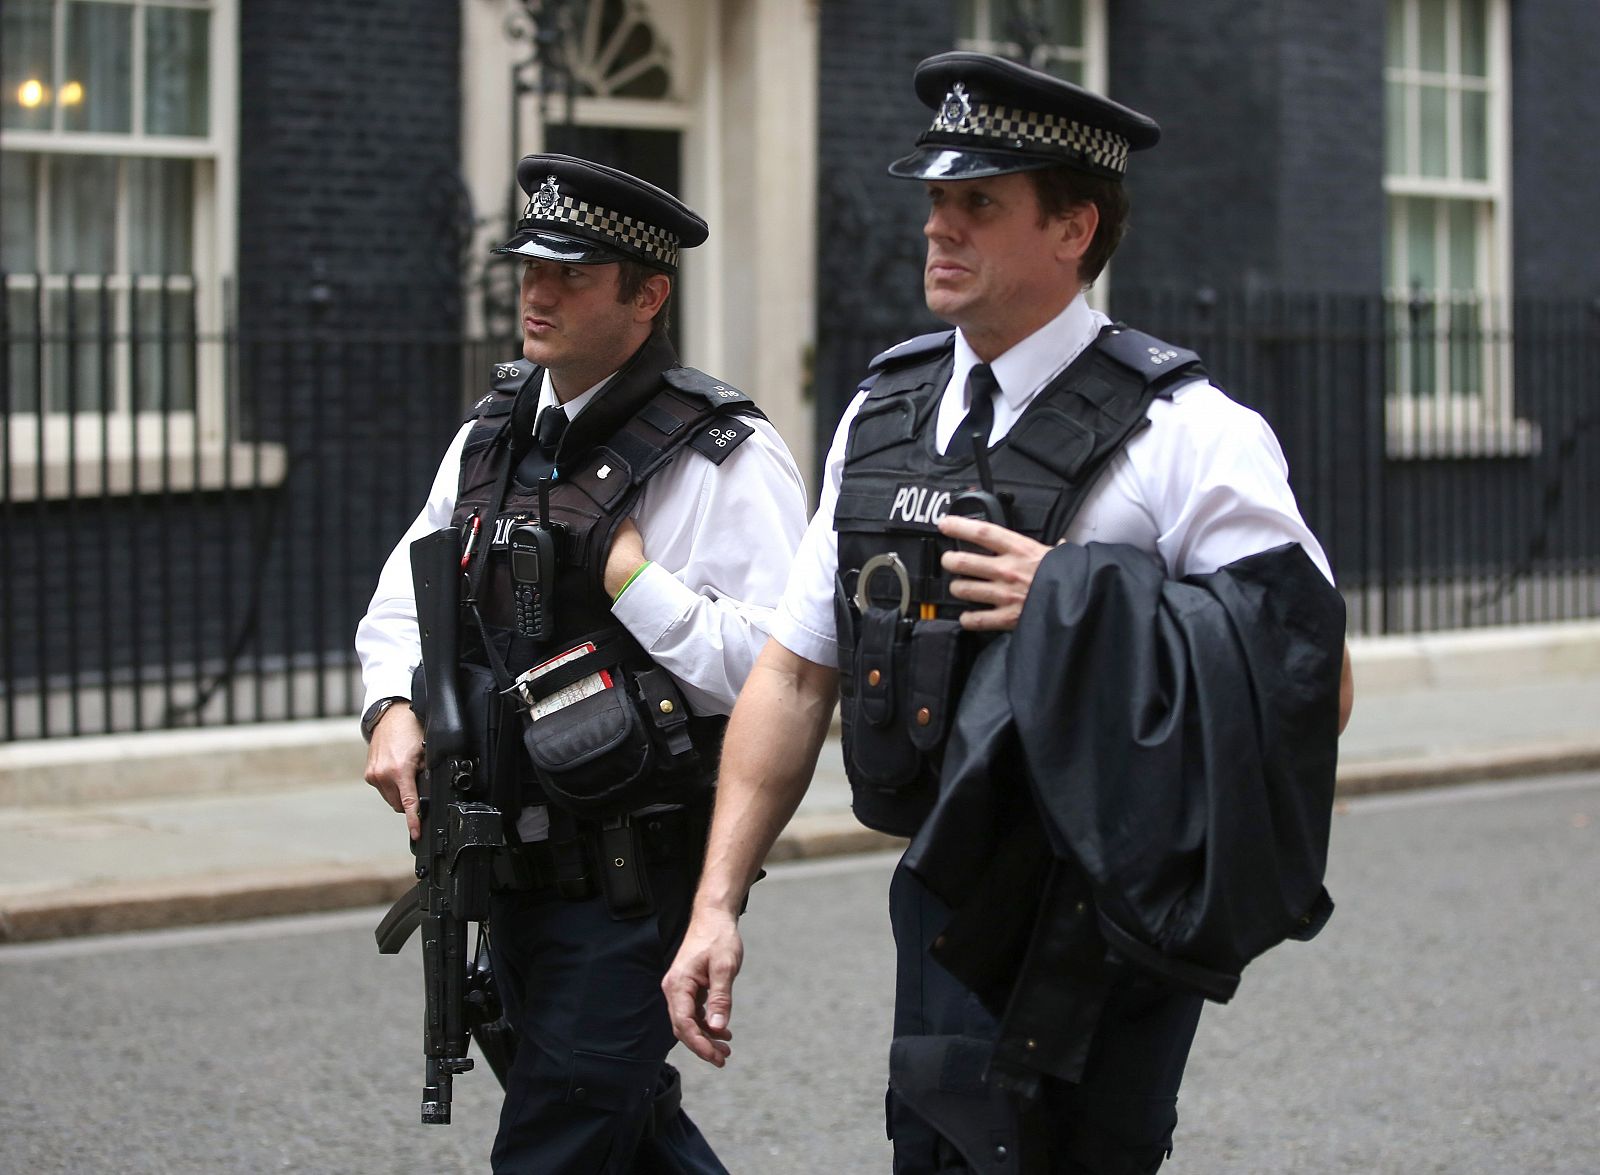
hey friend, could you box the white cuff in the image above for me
[609,560,698,651]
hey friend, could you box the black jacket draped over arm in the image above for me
[901,540,1345,1094]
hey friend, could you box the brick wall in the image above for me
[238,0,465,322]
[812,0,955,453]
[1511,0,1600,298]
[1108,0,1385,294]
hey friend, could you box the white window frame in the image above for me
[954,0,1110,308]
[954,0,1106,93]
[2,0,269,500]
[1383,0,1532,457]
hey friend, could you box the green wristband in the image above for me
[614,560,652,601]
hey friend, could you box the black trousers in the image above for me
[487,852,726,1175]
[887,864,1205,1175]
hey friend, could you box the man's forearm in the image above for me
[696,640,839,915]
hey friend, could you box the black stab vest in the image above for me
[454,334,765,811]
[834,323,1208,836]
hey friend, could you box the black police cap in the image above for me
[889,51,1160,182]
[494,154,708,273]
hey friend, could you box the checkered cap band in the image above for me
[929,100,1131,174]
[524,192,681,268]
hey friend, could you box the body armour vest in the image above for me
[453,332,765,817]
[834,323,1207,836]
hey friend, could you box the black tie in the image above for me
[951,364,998,461]
[516,404,569,484]
[535,404,569,457]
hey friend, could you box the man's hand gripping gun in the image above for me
[373,528,510,1124]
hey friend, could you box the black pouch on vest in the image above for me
[632,666,697,764]
[847,606,921,790]
[519,656,658,817]
[905,619,963,753]
[595,816,655,921]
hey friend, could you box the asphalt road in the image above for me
[2,772,1596,1174]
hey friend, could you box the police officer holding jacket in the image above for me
[357,154,806,1173]
[664,53,1355,1173]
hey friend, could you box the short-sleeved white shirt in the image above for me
[769,293,1333,668]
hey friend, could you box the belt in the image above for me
[491,804,707,897]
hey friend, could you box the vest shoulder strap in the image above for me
[662,366,760,414]
[867,330,957,374]
[1095,325,1207,394]
[463,358,540,423]
[559,381,762,514]
[1002,325,1206,511]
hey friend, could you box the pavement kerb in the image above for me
[6,739,1600,944]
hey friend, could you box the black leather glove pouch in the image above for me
[845,606,921,790]
[906,619,963,754]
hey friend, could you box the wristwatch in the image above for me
[360,696,408,742]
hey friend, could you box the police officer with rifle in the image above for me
[358,154,807,1172]
[664,53,1356,1173]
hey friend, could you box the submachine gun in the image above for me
[374,528,513,1124]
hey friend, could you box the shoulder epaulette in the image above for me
[687,415,758,466]
[463,358,540,422]
[1096,326,1204,388]
[867,330,956,373]
[663,366,754,411]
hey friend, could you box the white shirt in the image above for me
[356,367,809,717]
[769,294,1334,667]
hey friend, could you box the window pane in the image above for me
[64,1,133,134]
[1459,0,1488,76]
[46,283,110,412]
[1461,89,1488,180]
[1041,54,1083,84]
[1418,0,1447,71]
[992,0,1028,40]
[1386,198,1404,292]
[1406,197,1438,289]
[133,284,195,410]
[956,0,982,42]
[1047,0,1085,45]
[2,0,54,131]
[1447,199,1477,292]
[3,153,41,272]
[1385,81,1410,175]
[987,0,1080,50]
[48,155,119,273]
[1386,0,1407,69]
[146,6,210,136]
[7,288,42,412]
[1418,85,1448,177]
[127,158,194,273]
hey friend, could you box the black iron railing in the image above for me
[3,280,1598,740]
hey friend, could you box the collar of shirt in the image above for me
[937,293,1106,453]
[536,369,617,422]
